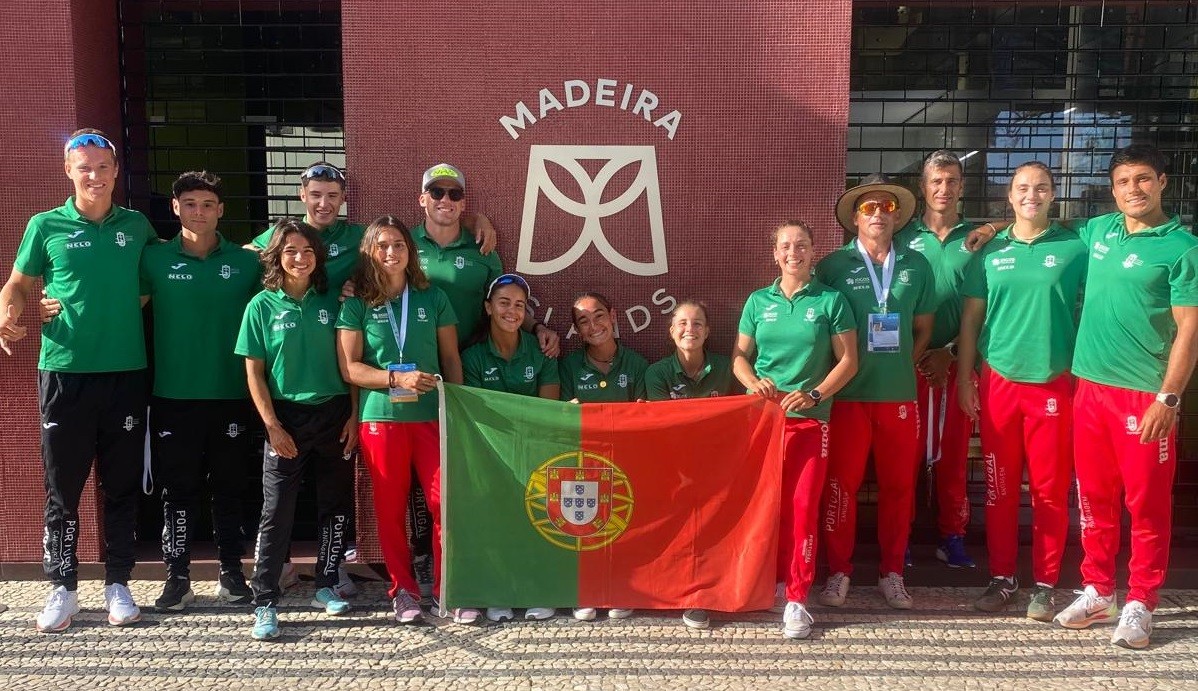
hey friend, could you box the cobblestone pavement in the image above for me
[1,580,1196,690]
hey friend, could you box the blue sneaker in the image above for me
[251,606,280,640]
[311,587,351,615]
[935,535,976,568]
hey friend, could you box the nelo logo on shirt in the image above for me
[65,229,91,249]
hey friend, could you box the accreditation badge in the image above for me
[867,312,901,353]
[388,363,419,403]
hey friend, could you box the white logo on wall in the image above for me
[516,145,667,277]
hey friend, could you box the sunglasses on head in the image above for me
[487,273,530,300]
[426,186,465,202]
[857,199,898,216]
[64,133,116,155]
[300,164,345,182]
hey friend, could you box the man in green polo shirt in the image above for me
[139,171,263,612]
[0,129,156,633]
[1052,144,1198,649]
[895,150,977,569]
[814,173,936,611]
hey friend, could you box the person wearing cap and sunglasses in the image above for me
[335,216,467,625]
[1,129,157,632]
[461,273,560,623]
[733,220,859,640]
[814,174,936,612]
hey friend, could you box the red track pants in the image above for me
[1074,379,1176,610]
[777,418,830,604]
[978,365,1072,585]
[822,401,921,577]
[358,420,442,599]
[917,362,973,537]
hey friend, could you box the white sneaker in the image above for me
[769,582,786,613]
[1053,585,1118,629]
[525,607,556,620]
[818,572,851,607]
[333,564,358,599]
[607,608,634,619]
[1111,601,1153,649]
[573,607,597,621]
[878,572,912,610]
[486,607,514,622]
[279,562,300,592]
[104,583,142,626]
[452,607,481,624]
[35,586,79,633]
[782,601,814,640]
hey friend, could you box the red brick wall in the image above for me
[342,2,853,559]
[0,0,123,562]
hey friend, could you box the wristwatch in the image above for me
[1156,392,1181,409]
[808,389,823,403]
[945,342,958,359]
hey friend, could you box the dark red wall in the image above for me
[0,0,123,562]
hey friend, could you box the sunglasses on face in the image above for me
[64,133,116,155]
[426,186,465,202]
[857,199,898,216]
[300,164,346,182]
[487,273,530,300]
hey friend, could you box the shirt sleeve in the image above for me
[138,252,153,297]
[251,226,274,250]
[829,292,857,334]
[436,287,459,327]
[643,361,670,401]
[234,298,267,360]
[335,297,365,331]
[914,257,938,315]
[13,217,47,277]
[461,345,483,387]
[558,358,576,401]
[737,293,758,338]
[537,351,560,388]
[1169,245,1198,307]
[961,251,987,300]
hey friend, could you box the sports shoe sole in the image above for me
[682,615,710,630]
[782,626,811,640]
[108,611,142,626]
[1112,633,1150,650]
[251,628,281,641]
[35,609,79,634]
[935,549,975,569]
[155,590,196,613]
[214,586,253,605]
[311,598,351,616]
[1055,611,1118,630]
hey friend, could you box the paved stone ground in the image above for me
[1,580,1196,690]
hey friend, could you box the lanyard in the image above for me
[855,239,895,313]
[383,286,410,363]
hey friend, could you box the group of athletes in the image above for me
[0,130,1193,650]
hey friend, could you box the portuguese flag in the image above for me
[439,383,784,611]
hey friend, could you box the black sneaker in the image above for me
[215,569,254,605]
[155,577,195,612]
[974,577,1018,613]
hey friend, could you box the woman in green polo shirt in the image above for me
[334,216,467,625]
[462,273,560,623]
[235,219,358,641]
[644,299,734,631]
[559,292,648,621]
[732,220,858,641]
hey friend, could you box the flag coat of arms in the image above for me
[439,383,784,611]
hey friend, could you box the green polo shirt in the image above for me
[963,223,1088,383]
[14,198,156,373]
[1073,212,1198,392]
[251,219,365,288]
[737,279,856,420]
[815,241,937,402]
[412,224,502,346]
[462,330,559,396]
[235,287,347,404]
[559,344,648,402]
[896,218,974,348]
[140,234,263,399]
[644,351,734,401]
[336,287,457,422]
